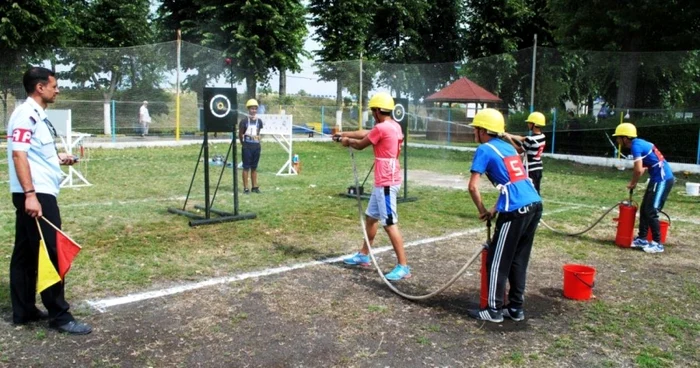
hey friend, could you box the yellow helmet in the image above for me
[613,122,637,138]
[470,108,505,134]
[246,99,259,108]
[525,111,545,126]
[368,92,394,112]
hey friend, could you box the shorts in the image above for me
[365,185,400,226]
[242,144,261,169]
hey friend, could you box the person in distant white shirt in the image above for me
[139,101,151,136]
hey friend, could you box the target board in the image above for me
[393,97,408,135]
[203,87,237,132]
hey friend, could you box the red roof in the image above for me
[425,77,502,103]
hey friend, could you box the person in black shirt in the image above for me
[503,112,547,194]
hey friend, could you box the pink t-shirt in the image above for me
[367,119,404,186]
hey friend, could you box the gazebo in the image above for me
[423,77,502,142]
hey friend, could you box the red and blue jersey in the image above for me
[630,138,673,183]
[470,138,541,212]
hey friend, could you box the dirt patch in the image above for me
[5,230,696,367]
[409,170,468,190]
[408,169,497,192]
[0,171,697,367]
[1,237,573,367]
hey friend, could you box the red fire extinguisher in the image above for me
[480,221,490,309]
[614,189,638,248]
[480,246,489,309]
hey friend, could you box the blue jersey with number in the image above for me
[470,138,541,212]
[630,138,673,183]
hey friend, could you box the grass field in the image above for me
[0,140,698,367]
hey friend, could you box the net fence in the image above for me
[1,41,698,163]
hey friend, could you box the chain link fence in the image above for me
[1,42,698,163]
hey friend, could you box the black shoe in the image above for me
[251,187,261,193]
[51,320,93,335]
[13,309,49,325]
[243,188,250,194]
[502,306,525,321]
[467,308,504,323]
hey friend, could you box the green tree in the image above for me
[404,0,467,102]
[58,0,155,134]
[366,0,428,63]
[548,0,700,109]
[155,0,203,43]
[194,0,308,100]
[161,0,308,100]
[463,0,556,109]
[156,0,228,94]
[308,0,373,109]
[0,0,80,127]
[363,0,428,104]
[264,0,308,98]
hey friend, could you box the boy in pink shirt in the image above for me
[334,92,410,281]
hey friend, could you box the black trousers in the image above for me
[11,193,73,325]
[638,178,674,243]
[486,202,543,310]
[529,170,542,194]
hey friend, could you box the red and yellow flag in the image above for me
[37,239,61,293]
[56,230,81,279]
[41,217,82,280]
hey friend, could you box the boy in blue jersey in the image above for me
[467,109,543,323]
[613,123,674,253]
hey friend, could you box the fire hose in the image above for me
[514,146,654,238]
[346,146,484,301]
[539,189,669,237]
[539,189,635,236]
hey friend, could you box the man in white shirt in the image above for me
[7,67,92,335]
[139,100,151,136]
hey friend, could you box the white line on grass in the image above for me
[86,227,484,312]
[547,200,700,225]
[0,196,188,214]
[86,205,578,312]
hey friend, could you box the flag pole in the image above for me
[40,216,82,249]
[35,218,45,242]
[176,29,182,141]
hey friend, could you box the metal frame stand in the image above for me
[168,127,256,226]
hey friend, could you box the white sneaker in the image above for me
[643,241,664,254]
[631,237,649,249]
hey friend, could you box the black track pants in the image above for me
[486,202,543,310]
[637,178,674,243]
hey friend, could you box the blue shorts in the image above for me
[242,144,261,169]
[365,185,400,226]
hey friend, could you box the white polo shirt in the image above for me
[7,98,63,196]
[139,105,151,123]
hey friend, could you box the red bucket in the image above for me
[646,220,670,243]
[563,264,596,300]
